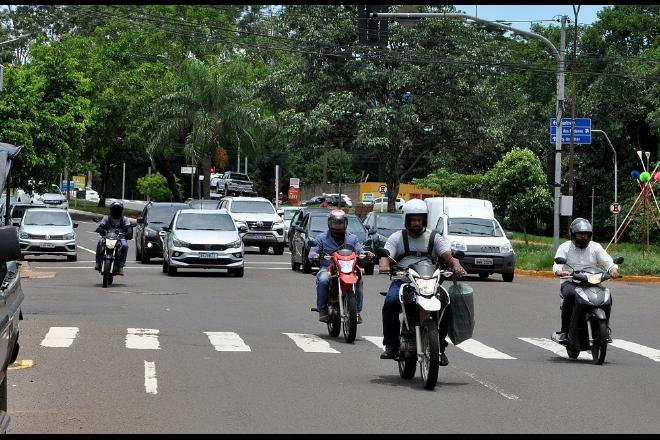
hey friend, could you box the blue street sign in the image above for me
[550,118,591,144]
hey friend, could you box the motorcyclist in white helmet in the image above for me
[378,198,466,363]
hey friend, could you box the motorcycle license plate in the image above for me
[474,258,493,265]
[199,252,218,259]
[41,242,56,248]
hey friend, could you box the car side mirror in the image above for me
[158,230,167,237]
[309,238,318,247]
[12,221,20,227]
[73,223,79,228]
[452,250,465,260]
[554,257,567,265]
[277,209,284,217]
[238,225,248,233]
[0,226,21,262]
[613,256,624,265]
[137,217,144,224]
[375,247,390,259]
[505,231,513,239]
[161,226,170,232]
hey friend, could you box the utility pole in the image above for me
[567,6,580,233]
[275,164,280,209]
[122,162,126,200]
[370,11,568,252]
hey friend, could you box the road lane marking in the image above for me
[363,336,384,350]
[40,327,79,347]
[144,361,158,394]
[126,328,160,350]
[454,367,520,400]
[77,245,96,254]
[204,332,251,352]
[449,338,517,359]
[518,337,592,360]
[610,339,660,362]
[283,333,340,353]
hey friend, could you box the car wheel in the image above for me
[291,249,301,271]
[259,245,269,254]
[67,254,77,262]
[363,264,374,275]
[162,259,169,273]
[479,273,489,279]
[232,267,244,277]
[273,244,285,255]
[141,246,151,264]
[302,248,312,274]
[135,241,142,261]
[502,271,514,282]
[167,263,177,276]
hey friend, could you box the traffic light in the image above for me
[358,5,389,48]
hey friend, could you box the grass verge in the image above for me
[68,199,142,218]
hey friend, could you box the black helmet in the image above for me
[569,217,592,249]
[109,201,124,219]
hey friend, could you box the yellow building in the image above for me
[358,182,438,204]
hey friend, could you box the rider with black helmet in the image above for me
[552,217,620,342]
[94,201,133,275]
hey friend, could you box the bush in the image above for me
[136,172,175,202]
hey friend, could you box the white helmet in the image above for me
[402,198,428,228]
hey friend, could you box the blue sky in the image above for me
[453,5,611,31]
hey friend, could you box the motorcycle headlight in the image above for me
[105,239,118,249]
[587,273,603,284]
[172,237,190,248]
[227,239,242,249]
[19,231,30,239]
[414,276,439,296]
[451,241,467,252]
[144,227,158,237]
[337,259,354,274]
[63,232,75,240]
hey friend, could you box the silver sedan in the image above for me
[17,208,78,261]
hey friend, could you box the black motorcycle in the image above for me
[551,256,623,364]
[99,230,126,288]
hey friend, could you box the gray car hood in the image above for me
[21,224,74,235]
[173,229,240,244]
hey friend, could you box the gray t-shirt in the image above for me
[384,229,451,268]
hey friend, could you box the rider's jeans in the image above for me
[559,282,578,332]
[382,280,451,352]
[316,268,364,313]
[96,239,128,268]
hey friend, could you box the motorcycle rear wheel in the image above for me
[590,319,608,365]
[420,319,440,390]
[342,294,357,344]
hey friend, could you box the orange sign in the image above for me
[288,186,300,206]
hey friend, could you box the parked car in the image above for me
[85,187,100,202]
[212,171,256,197]
[287,207,332,249]
[361,211,404,275]
[218,196,286,254]
[0,195,17,222]
[32,190,68,210]
[300,195,324,206]
[324,193,353,207]
[160,209,245,277]
[135,202,190,263]
[290,211,368,273]
[369,196,404,211]
[187,198,222,210]
[9,202,46,227]
[17,207,78,261]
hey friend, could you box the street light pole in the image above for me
[591,129,618,241]
[370,12,568,252]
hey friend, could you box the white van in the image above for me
[425,197,516,282]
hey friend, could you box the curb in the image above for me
[516,269,660,283]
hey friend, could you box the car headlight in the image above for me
[227,239,242,249]
[63,232,75,240]
[500,243,513,253]
[144,227,158,237]
[172,237,190,248]
[19,231,30,239]
[273,221,284,228]
[451,241,467,251]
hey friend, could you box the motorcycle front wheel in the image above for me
[420,319,440,390]
[590,318,608,365]
[102,261,110,288]
[342,293,357,344]
[327,307,341,337]
[398,331,416,380]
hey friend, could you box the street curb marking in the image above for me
[8,360,34,370]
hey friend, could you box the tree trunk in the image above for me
[153,155,181,202]
[202,154,212,198]
[386,142,401,213]
[98,162,110,208]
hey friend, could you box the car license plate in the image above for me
[251,234,266,239]
[474,258,493,265]
[41,242,56,248]
[199,252,218,259]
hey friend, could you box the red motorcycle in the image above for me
[312,244,367,343]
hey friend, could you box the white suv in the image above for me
[219,197,286,254]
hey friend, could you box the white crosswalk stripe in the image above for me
[126,328,160,350]
[450,338,517,359]
[204,332,251,352]
[283,333,340,353]
[610,339,660,362]
[518,337,592,360]
[40,327,79,348]
[362,336,384,350]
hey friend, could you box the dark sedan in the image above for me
[361,211,404,275]
[135,202,190,263]
[290,211,368,274]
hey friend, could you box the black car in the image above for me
[290,211,368,274]
[287,207,332,249]
[361,211,404,275]
[135,202,190,263]
[187,199,222,210]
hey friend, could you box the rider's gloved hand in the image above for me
[555,270,570,277]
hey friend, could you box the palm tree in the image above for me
[148,58,265,199]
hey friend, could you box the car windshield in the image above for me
[447,218,503,237]
[23,210,71,226]
[231,201,275,214]
[309,216,365,235]
[283,209,299,220]
[175,213,236,231]
[376,215,404,230]
[189,200,220,209]
[148,204,189,224]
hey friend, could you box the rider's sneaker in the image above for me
[357,314,363,325]
[94,263,100,272]
[607,327,613,343]
[380,347,397,360]
[116,267,125,276]
[439,352,449,366]
[552,331,568,343]
[318,311,329,322]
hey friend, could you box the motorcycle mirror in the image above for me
[237,225,248,233]
[136,217,144,224]
[309,238,318,247]
[554,257,567,265]
[452,249,465,260]
[73,223,79,228]
[613,256,624,264]
[375,247,390,259]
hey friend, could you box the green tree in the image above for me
[136,172,180,202]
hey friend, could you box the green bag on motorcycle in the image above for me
[447,282,475,345]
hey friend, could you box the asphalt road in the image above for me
[7,221,660,433]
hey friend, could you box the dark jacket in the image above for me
[96,215,133,240]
